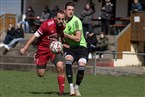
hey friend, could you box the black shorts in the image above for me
[64,46,88,62]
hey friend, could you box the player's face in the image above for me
[65,6,74,18]
[55,13,65,27]
[134,0,138,4]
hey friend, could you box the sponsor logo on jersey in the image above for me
[47,21,54,26]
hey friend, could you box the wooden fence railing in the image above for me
[116,24,131,59]
[0,13,16,35]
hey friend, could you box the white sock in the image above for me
[70,83,74,90]
[75,85,79,89]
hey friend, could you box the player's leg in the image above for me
[75,47,88,96]
[65,54,75,96]
[52,53,65,95]
[56,61,65,95]
[64,48,75,95]
[37,67,46,77]
[75,59,86,96]
[34,53,48,77]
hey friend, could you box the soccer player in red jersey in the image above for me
[20,10,65,95]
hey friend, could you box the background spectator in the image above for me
[19,14,29,33]
[87,0,95,13]
[80,3,94,38]
[96,32,109,58]
[4,23,24,51]
[33,5,52,29]
[39,5,52,22]
[25,6,35,33]
[19,6,35,33]
[86,32,97,59]
[0,23,15,48]
[131,0,143,12]
[51,5,59,18]
[100,0,113,35]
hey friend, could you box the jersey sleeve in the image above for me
[74,19,83,32]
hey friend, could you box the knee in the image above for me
[37,72,45,77]
[78,58,87,66]
[57,66,65,77]
[65,55,73,61]
[56,62,65,73]
[57,66,64,73]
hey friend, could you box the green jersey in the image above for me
[64,15,87,47]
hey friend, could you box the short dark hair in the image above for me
[65,1,75,9]
[56,10,65,16]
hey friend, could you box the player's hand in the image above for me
[63,44,70,48]
[63,22,66,28]
[63,33,68,38]
[20,48,27,55]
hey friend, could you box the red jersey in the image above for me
[34,18,64,50]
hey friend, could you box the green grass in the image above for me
[0,70,145,97]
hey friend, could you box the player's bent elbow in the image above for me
[75,38,81,42]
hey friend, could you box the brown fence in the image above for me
[116,24,131,59]
[0,13,16,35]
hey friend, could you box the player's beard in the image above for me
[57,22,63,27]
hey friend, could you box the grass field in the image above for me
[0,70,145,97]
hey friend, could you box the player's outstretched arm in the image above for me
[20,35,37,55]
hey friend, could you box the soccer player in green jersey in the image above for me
[63,2,88,96]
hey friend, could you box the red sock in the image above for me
[58,76,65,94]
